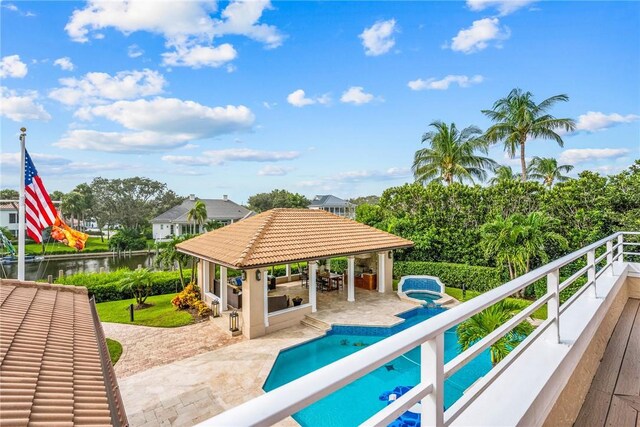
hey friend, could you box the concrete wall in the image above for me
[542,277,631,426]
[266,305,312,334]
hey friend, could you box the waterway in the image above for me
[0,253,157,281]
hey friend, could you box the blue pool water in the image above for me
[406,291,441,304]
[263,307,492,426]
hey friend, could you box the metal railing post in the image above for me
[606,240,613,275]
[617,234,624,264]
[547,268,560,343]
[587,249,596,298]
[421,334,444,426]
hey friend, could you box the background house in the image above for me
[151,194,253,239]
[0,202,19,237]
[308,195,356,219]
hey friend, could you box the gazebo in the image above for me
[176,208,413,339]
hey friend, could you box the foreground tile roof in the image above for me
[176,208,413,268]
[0,279,127,427]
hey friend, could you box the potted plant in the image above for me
[292,296,303,306]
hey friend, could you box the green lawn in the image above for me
[22,236,111,255]
[96,293,193,327]
[106,338,123,365]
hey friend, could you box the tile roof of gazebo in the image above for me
[176,208,413,269]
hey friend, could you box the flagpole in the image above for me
[18,127,26,281]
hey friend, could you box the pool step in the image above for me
[301,315,331,332]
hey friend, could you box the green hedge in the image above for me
[56,268,192,303]
[394,261,506,293]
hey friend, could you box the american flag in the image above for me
[24,150,58,243]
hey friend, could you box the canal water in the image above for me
[0,253,157,282]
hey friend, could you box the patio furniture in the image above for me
[268,275,277,291]
[227,284,242,309]
[268,294,290,313]
[301,270,309,288]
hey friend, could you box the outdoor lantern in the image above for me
[229,310,239,332]
[388,251,393,259]
[241,270,247,281]
[211,299,220,318]
[255,269,262,281]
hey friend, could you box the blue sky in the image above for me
[1,0,639,203]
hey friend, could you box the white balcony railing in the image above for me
[201,231,640,427]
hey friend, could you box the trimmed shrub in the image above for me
[394,261,506,293]
[109,228,147,251]
[56,268,192,303]
[172,283,211,317]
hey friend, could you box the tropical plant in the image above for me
[155,235,191,289]
[247,189,310,212]
[204,219,224,231]
[413,121,497,185]
[482,89,576,181]
[119,268,153,308]
[109,228,146,251]
[457,301,534,366]
[527,156,574,187]
[488,166,519,185]
[187,200,208,234]
[481,212,568,292]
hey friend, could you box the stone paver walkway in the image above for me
[103,320,243,378]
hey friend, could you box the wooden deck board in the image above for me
[575,298,640,427]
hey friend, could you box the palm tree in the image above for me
[413,121,497,185]
[457,301,534,366]
[481,212,568,295]
[155,236,190,289]
[119,267,153,308]
[482,89,576,181]
[187,200,208,234]
[527,156,574,187]
[488,166,519,185]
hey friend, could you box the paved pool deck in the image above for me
[117,287,421,426]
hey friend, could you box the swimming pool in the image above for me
[263,307,492,426]
[405,291,442,305]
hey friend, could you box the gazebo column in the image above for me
[378,252,386,293]
[347,256,355,302]
[309,261,317,312]
[220,266,228,309]
[326,258,331,272]
[286,264,291,282]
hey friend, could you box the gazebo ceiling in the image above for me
[176,208,413,269]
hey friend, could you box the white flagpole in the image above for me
[18,127,26,281]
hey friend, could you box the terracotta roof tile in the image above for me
[0,279,126,426]
[176,208,413,268]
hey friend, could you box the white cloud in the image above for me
[55,130,191,153]
[85,98,254,135]
[340,86,376,105]
[262,101,277,109]
[162,43,237,68]
[2,3,36,17]
[408,74,484,91]
[49,69,166,106]
[574,111,640,133]
[359,19,397,56]
[0,151,132,175]
[0,55,28,78]
[335,167,410,182]
[55,98,255,153]
[450,18,510,54]
[257,165,294,176]
[0,87,51,122]
[466,0,536,16]
[53,57,75,71]
[65,0,283,69]
[287,89,330,107]
[128,44,144,58]
[163,148,300,166]
[559,148,631,165]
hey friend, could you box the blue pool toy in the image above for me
[379,386,421,427]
